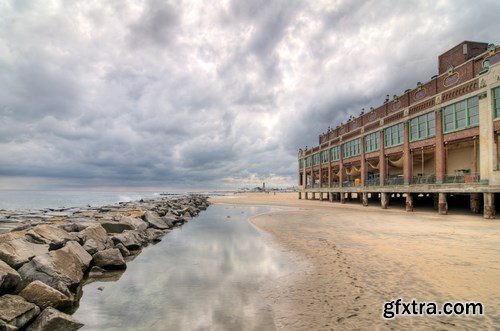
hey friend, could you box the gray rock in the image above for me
[26,307,83,331]
[142,211,170,230]
[114,243,130,257]
[0,260,22,294]
[92,249,126,270]
[0,295,40,329]
[82,239,98,255]
[0,319,17,331]
[77,224,112,253]
[119,216,148,231]
[0,232,49,269]
[25,225,78,250]
[145,229,165,243]
[111,230,148,251]
[97,221,134,234]
[19,280,71,310]
[17,242,91,296]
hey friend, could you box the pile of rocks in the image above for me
[0,195,209,330]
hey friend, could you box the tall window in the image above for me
[384,123,404,147]
[299,159,304,169]
[313,153,320,166]
[342,138,361,159]
[442,96,479,133]
[321,150,329,163]
[410,112,435,141]
[364,132,380,153]
[306,156,312,167]
[331,146,340,161]
[494,87,500,118]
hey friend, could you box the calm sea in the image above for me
[0,190,173,210]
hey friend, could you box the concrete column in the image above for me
[379,131,386,186]
[319,165,323,189]
[483,193,495,219]
[362,192,368,207]
[433,193,439,210]
[311,169,315,189]
[403,121,412,185]
[319,192,323,201]
[479,90,494,184]
[339,158,344,187]
[405,193,414,212]
[438,193,448,215]
[312,192,316,200]
[340,193,346,204]
[470,193,481,214]
[298,192,302,200]
[435,110,445,184]
[381,192,389,209]
[360,138,366,187]
[305,192,309,200]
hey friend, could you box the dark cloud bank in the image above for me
[0,0,499,190]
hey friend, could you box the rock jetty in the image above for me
[0,195,210,330]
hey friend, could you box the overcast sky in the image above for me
[0,0,499,190]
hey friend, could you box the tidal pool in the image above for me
[73,204,294,330]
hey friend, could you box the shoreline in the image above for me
[0,195,210,330]
[210,192,500,329]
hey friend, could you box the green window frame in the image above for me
[331,146,340,161]
[442,96,479,133]
[494,87,500,118]
[384,123,404,147]
[313,153,320,166]
[410,112,435,141]
[299,159,304,169]
[342,138,360,159]
[306,156,312,167]
[321,150,329,164]
[364,132,380,153]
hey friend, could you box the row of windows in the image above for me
[364,132,380,153]
[342,138,360,159]
[410,112,435,141]
[301,90,500,166]
[443,96,479,133]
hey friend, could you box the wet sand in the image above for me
[211,193,500,329]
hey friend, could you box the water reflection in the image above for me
[74,205,293,330]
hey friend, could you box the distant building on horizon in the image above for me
[297,41,500,219]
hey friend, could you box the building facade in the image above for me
[297,41,500,218]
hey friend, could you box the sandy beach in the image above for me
[211,193,500,330]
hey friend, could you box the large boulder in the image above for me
[0,232,49,269]
[17,242,91,296]
[97,221,134,234]
[119,216,148,231]
[26,307,83,331]
[0,260,22,294]
[111,230,148,251]
[19,280,71,310]
[0,319,17,331]
[141,211,171,230]
[25,225,78,250]
[92,249,126,270]
[77,224,112,254]
[145,229,165,243]
[0,295,40,329]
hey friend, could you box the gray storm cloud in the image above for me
[0,0,499,189]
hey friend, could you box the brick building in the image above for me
[297,41,500,218]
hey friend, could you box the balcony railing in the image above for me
[410,175,436,185]
[366,174,380,186]
[343,180,355,187]
[445,172,480,184]
[385,176,404,186]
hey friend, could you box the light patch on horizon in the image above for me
[0,0,499,190]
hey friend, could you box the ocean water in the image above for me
[74,204,294,330]
[0,190,170,210]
